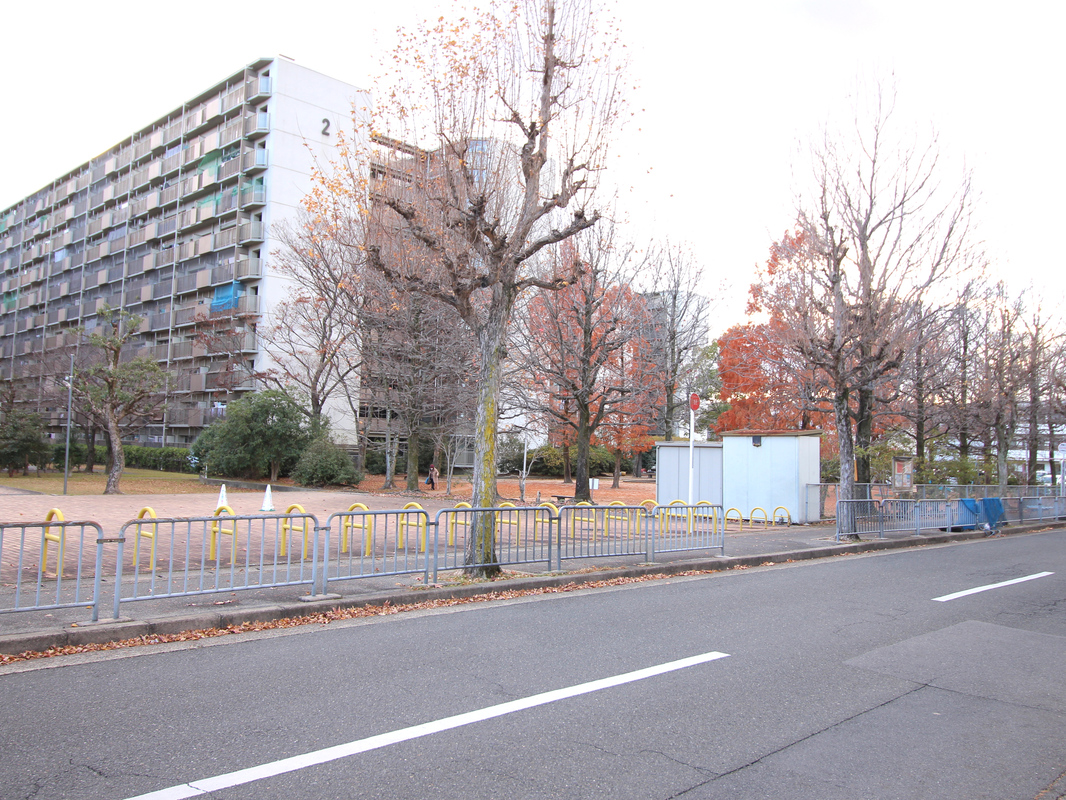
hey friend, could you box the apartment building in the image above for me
[0,58,369,446]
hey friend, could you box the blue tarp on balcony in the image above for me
[210,282,242,312]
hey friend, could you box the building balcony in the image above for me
[241,148,268,173]
[243,112,270,139]
[246,76,272,103]
[238,222,264,244]
[235,257,261,280]
[239,184,266,209]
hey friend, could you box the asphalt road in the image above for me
[1,531,1064,800]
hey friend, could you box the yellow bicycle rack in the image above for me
[40,508,66,576]
[133,506,158,571]
[341,503,373,554]
[661,500,692,536]
[445,502,472,546]
[570,501,599,542]
[772,506,793,525]
[398,502,427,552]
[750,507,769,529]
[496,502,521,542]
[209,505,236,561]
[695,501,719,534]
[723,508,744,531]
[606,500,632,539]
[280,503,311,560]
[534,502,558,544]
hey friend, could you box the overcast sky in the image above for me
[3,0,1062,331]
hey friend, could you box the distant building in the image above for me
[0,58,369,446]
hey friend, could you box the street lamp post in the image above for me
[63,354,73,496]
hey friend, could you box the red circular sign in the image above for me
[689,393,700,411]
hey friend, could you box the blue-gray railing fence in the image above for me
[1,502,726,621]
[835,496,1066,540]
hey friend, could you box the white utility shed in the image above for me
[655,442,723,506]
[721,431,821,523]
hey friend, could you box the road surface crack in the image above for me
[665,683,927,798]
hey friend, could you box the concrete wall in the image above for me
[255,59,371,445]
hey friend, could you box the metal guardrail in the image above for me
[0,519,105,618]
[1,502,731,621]
[836,496,1066,540]
[114,512,321,618]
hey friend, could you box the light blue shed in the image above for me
[654,442,723,506]
[721,431,821,523]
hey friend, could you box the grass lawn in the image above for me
[0,468,215,496]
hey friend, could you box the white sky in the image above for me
[2,0,1062,332]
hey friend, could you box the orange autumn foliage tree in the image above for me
[715,321,828,433]
[511,232,655,501]
[596,332,661,487]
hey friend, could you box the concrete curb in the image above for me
[0,521,1059,657]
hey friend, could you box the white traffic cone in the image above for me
[217,483,228,510]
[261,484,275,512]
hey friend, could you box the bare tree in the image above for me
[509,228,650,501]
[72,306,166,494]
[359,273,476,491]
[258,217,364,436]
[640,243,709,441]
[752,86,973,536]
[311,0,627,575]
[969,285,1027,488]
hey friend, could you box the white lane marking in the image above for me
[124,650,730,800]
[933,571,1054,602]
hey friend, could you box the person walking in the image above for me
[428,464,440,491]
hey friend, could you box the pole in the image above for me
[63,353,74,496]
[688,404,695,506]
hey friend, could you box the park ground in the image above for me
[0,468,656,505]
[0,470,661,534]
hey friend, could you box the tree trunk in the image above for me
[561,444,572,484]
[573,403,592,502]
[855,386,874,494]
[633,451,643,479]
[103,414,124,495]
[995,418,1010,490]
[612,449,622,488]
[406,427,421,491]
[85,427,96,473]
[382,410,396,489]
[915,340,926,479]
[835,388,859,541]
[466,312,505,578]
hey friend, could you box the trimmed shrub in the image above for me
[292,438,362,487]
[122,445,197,473]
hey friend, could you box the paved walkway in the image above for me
[1,486,1061,657]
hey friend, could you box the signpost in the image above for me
[688,394,700,506]
[1058,442,1066,497]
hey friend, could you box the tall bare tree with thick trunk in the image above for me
[752,86,973,537]
[312,0,627,576]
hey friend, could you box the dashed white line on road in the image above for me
[933,571,1054,602]
[123,650,731,800]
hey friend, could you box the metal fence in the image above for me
[1,502,726,621]
[809,483,1063,522]
[0,519,105,616]
[835,496,1066,540]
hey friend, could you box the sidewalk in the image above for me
[1,486,1062,657]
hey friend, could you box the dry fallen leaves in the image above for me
[0,564,778,666]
